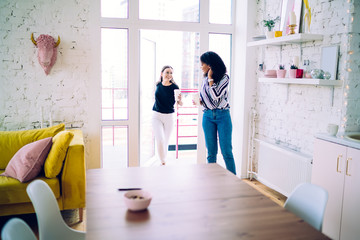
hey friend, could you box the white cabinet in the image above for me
[312,139,360,240]
[340,146,360,240]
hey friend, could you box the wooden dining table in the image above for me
[86,163,329,240]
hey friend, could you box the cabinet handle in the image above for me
[336,154,342,173]
[346,157,352,176]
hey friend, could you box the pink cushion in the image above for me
[0,137,53,182]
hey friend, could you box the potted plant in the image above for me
[289,64,298,78]
[289,64,304,78]
[276,64,286,78]
[263,16,280,39]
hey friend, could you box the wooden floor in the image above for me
[242,178,287,207]
[0,178,284,239]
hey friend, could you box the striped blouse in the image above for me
[200,74,230,110]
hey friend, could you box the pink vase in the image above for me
[276,70,286,78]
[289,69,297,78]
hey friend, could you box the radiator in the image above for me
[254,139,312,197]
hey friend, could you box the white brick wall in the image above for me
[254,0,359,157]
[0,0,98,166]
[0,0,358,169]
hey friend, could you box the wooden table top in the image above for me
[86,163,329,240]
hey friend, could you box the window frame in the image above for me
[100,0,236,167]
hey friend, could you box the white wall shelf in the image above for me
[247,33,323,47]
[258,78,343,86]
[259,78,343,106]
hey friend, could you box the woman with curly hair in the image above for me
[198,51,236,175]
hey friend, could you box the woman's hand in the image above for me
[177,93,183,106]
[208,68,213,79]
[208,68,214,86]
[192,99,202,106]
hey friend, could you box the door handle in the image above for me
[346,157,352,176]
[336,154,342,173]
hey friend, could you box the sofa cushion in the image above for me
[1,138,53,182]
[44,131,74,178]
[0,123,65,169]
[0,170,60,205]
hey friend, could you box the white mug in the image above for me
[174,89,181,101]
[327,124,338,136]
[192,92,200,106]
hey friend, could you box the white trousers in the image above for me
[152,111,175,164]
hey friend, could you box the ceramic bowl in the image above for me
[124,190,152,211]
[264,69,277,78]
[265,70,276,75]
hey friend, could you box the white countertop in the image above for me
[315,132,360,150]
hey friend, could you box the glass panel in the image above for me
[209,33,232,75]
[102,126,128,168]
[101,0,128,18]
[101,28,128,120]
[102,89,113,119]
[139,30,201,166]
[113,89,128,119]
[139,0,199,22]
[209,0,232,24]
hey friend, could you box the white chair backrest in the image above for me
[284,183,328,231]
[1,218,37,240]
[26,179,85,240]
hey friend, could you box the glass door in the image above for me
[139,29,201,167]
[100,0,235,168]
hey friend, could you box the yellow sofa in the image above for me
[0,125,85,218]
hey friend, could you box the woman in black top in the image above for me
[152,66,182,165]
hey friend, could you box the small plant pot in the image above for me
[276,69,286,78]
[275,31,283,37]
[304,72,312,78]
[289,69,297,78]
[266,31,275,39]
[296,69,304,78]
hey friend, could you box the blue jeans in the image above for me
[202,109,236,175]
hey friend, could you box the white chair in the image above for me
[284,183,328,231]
[1,218,37,240]
[26,179,85,240]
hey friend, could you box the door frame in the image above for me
[100,0,236,167]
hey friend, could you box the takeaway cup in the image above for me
[192,92,200,106]
[174,89,181,101]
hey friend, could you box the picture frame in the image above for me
[280,0,303,35]
[321,45,339,80]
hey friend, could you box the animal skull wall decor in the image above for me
[31,33,61,75]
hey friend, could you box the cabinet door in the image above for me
[340,147,360,240]
[312,139,346,239]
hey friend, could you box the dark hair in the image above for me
[156,65,178,86]
[200,51,227,83]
